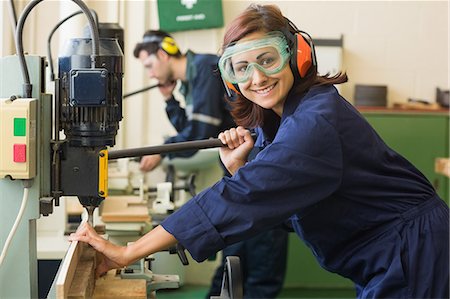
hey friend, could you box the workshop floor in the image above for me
[156,285,356,299]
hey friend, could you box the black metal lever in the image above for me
[123,83,160,99]
[108,132,256,161]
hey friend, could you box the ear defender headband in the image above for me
[142,35,180,55]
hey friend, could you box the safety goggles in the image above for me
[219,31,291,84]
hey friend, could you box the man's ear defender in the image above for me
[161,36,179,55]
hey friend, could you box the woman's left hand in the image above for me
[218,126,254,174]
[69,222,128,277]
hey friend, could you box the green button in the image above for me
[14,118,26,136]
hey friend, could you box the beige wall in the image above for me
[227,1,449,106]
[99,0,450,155]
[2,0,448,150]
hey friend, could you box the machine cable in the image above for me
[7,0,18,33]
[47,8,99,81]
[0,179,34,268]
[14,0,100,98]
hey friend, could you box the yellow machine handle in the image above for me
[98,149,108,197]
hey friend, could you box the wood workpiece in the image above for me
[93,271,147,299]
[54,228,147,298]
[101,195,150,223]
[55,239,87,298]
[435,158,450,178]
[67,245,96,298]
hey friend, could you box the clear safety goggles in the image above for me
[219,31,291,84]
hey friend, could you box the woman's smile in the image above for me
[251,82,277,95]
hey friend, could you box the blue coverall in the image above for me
[207,133,288,298]
[162,50,288,296]
[162,84,449,298]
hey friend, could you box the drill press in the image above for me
[1,1,123,297]
[51,36,123,225]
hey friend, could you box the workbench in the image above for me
[360,107,449,203]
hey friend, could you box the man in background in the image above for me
[133,30,234,170]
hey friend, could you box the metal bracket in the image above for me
[210,256,243,299]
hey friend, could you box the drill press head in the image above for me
[59,37,123,147]
[53,37,123,214]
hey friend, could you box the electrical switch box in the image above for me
[0,98,37,179]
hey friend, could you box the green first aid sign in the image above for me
[157,0,224,32]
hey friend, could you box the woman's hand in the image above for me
[69,222,128,277]
[95,252,124,278]
[69,223,178,277]
[218,126,254,175]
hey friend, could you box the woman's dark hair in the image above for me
[133,30,182,58]
[222,4,348,128]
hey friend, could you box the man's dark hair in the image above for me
[133,30,182,58]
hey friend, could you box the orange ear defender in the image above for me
[226,81,240,94]
[292,32,313,78]
[283,17,317,80]
[221,76,241,97]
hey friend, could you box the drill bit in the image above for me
[86,206,96,227]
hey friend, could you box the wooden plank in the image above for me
[55,239,85,299]
[435,158,450,178]
[101,196,150,223]
[55,219,97,299]
[55,222,147,298]
[67,246,96,298]
[93,271,147,299]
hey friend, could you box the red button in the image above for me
[13,144,26,163]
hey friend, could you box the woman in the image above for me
[70,4,449,298]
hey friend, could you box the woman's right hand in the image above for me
[218,126,254,175]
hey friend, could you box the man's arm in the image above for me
[164,63,227,159]
[165,96,188,132]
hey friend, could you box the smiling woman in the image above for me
[220,5,346,128]
[70,4,449,299]
[227,31,295,116]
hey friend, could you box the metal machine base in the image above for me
[120,256,180,295]
[210,256,243,299]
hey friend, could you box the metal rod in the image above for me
[123,84,160,99]
[86,206,95,226]
[108,138,224,160]
[8,0,18,33]
[108,132,256,160]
